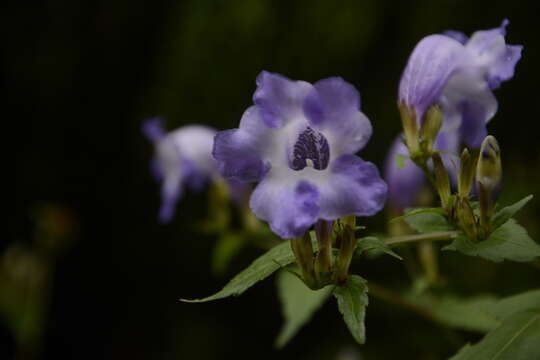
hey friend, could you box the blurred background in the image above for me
[6,0,539,359]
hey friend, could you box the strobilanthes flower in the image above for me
[142,118,217,223]
[213,71,387,238]
[399,19,522,148]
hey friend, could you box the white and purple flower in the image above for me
[142,118,217,223]
[213,71,387,238]
[399,19,522,148]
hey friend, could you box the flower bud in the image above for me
[432,152,451,209]
[456,197,478,240]
[398,102,420,154]
[419,105,443,154]
[458,148,477,197]
[476,136,502,192]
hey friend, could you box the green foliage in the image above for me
[275,270,333,348]
[450,310,540,360]
[491,195,533,230]
[355,236,402,260]
[403,209,455,233]
[181,240,295,302]
[443,219,540,262]
[333,275,369,344]
[486,289,540,321]
[389,207,446,224]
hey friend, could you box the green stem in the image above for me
[385,231,461,247]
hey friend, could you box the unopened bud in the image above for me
[398,102,420,154]
[456,198,478,240]
[432,152,451,209]
[476,136,502,192]
[458,148,477,197]
[290,233,316,289]
[420,105,443,154]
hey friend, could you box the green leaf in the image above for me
[211,233,246,275]
[443,219,540,262]
[491,195,533,230]
[389,207,446,223]
[395,153,409,169]
[355,236,402,260]
[406,294,500,332]
[333,275,369,344]
[275,270,333,348]
[403,210,455,233]
[450,309,540,360]
[486,289,540,321]
[181,240,295,302]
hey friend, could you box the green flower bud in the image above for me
[458,148,477,197]
[420,105,443,154]
[476,136,502,192]
[456,197,478,240]
[398,102,420,154]
[432,152,451,209]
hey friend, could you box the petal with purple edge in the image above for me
[399,35,465,120]
[253,71,313,129]
[384,136,426,211]
[317,155,387,219]
[304,77,373,156]
[250,178,320,239]
[158,176,183,223]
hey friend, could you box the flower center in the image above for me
[291,127,330,171]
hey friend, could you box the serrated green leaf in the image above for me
[486,289,540,321]
[389,207,446,223]
[404,210,455,233]
[406,294,499,332]
[450,309,540,360]
[395,153,409,169]
[181,240,295,302]
[443,219,540,262]
[333,275,368,344]
[355,236,402,260]
[211,233,246,275]
[491,195,534,230]
[275,270,333,348]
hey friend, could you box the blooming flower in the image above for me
[399,20,522,148]
[213,71,387,238]
[142,118,217,223]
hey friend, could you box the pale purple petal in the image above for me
[318,155,387,219]
[253,71,313,128]
[303,77,372,156]
[250,178,320,238]
[399,35,465,121]
[384,136,425,210]
[444,30,468,44]
[465,19,522,89]
[158,176,183,223]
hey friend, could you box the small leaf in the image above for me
[395,153,409,169]
[355,237,402,260]
[486,289,540,321]
[333,275,369,344]
[404,210,455,233]
[389,207,446,223]
[181,240,295,302]
[275,270,333,348]
[491,195,533,230]
[450,309,540,360]
[443,219,540,262]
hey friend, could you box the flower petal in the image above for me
[142,117,166,143]
[213,106,270,182]
[250,177,320,238]
[303,77,373,156]
[317,155,387,219]
[399,35,465,120]
[384,136,425,210]
[159,175,183,223]
[465,19,523,89]
[253,71,313,128]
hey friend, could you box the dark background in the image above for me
[7,0,540,359]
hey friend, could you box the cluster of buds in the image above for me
[290,216,357,290]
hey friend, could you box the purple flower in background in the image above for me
[213,71,387,238]
[399,20,522,148]
[142,118,217,223]
[384,132,459,211]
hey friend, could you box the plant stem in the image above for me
[385,231,461,247]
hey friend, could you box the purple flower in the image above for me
[399,20,522,148]
[384,132,459,211]
[213,71,387,238]
[142,118,218,223]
